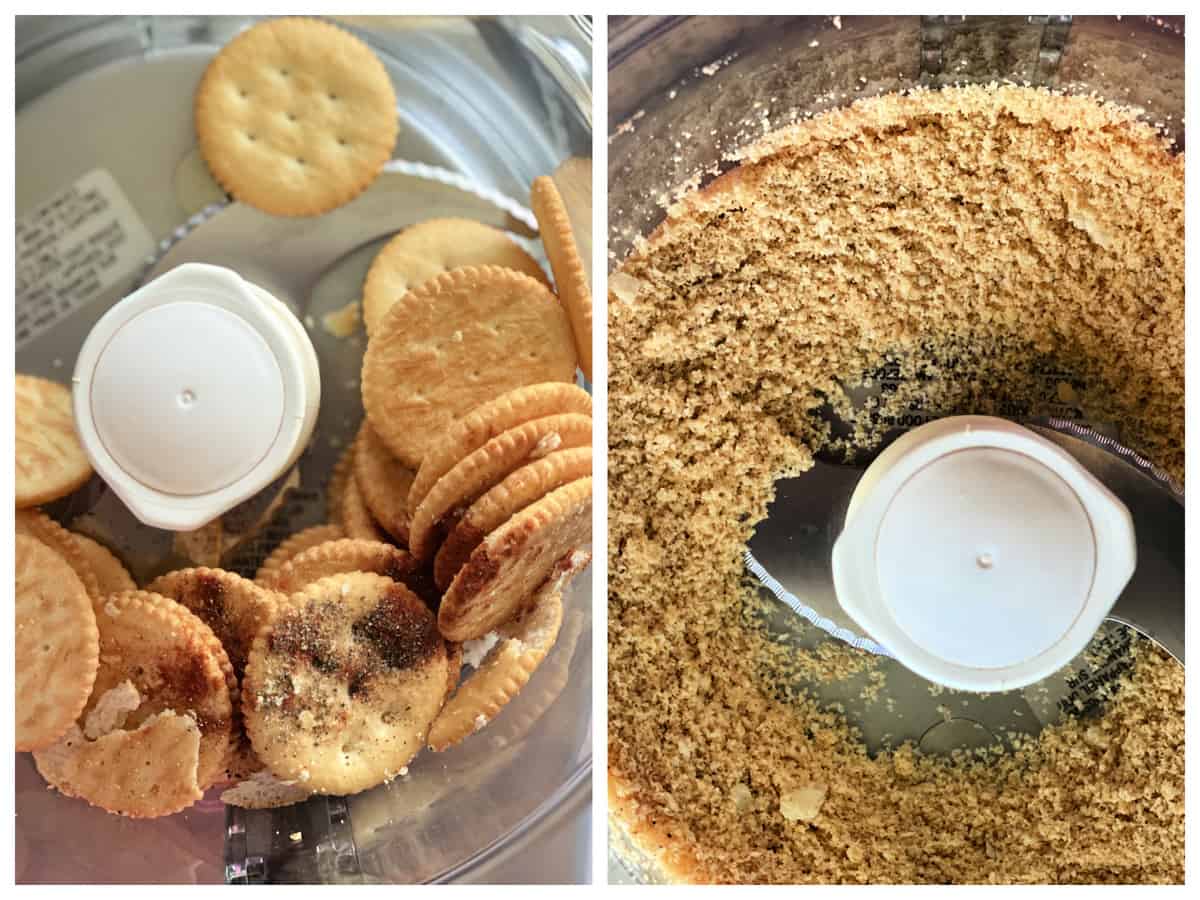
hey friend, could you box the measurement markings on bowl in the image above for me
[15,169,154,351]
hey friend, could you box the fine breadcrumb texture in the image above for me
[608,85,1183,884]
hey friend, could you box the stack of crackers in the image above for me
[16,342,592,818]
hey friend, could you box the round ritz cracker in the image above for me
[498,604,587,745]
[342,467,390,543]
[439,476,592,642]
[430,549,588,751]
[72,534,136,595]
[194,17,398,217]
[531,176,593,382]
[427,571,565,752]
[15,535,100,752]
[67,590,236,799]
[34,712,204,819]
[146,567,280,680]
[407,382,592,515]
[266,538,420,597]
[409,411,593,563]
[144,568,280,783]
[361,265,578,470]
[243,573,449,795]
[434,445,593,590]
[353,421,416,544]
[15,374,93,508]
[254,523,346,586]
[474,549,590,745]
[328,441,356,523]
[16,508,101,600]
[361,218,551,336]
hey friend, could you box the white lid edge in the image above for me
[832,416,1137,692]
[72,263,320,532]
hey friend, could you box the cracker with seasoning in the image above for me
[242,573,450,795]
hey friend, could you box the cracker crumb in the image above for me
[730,782,753,811]
[609,84,1183,884]
[462,632,500,669]
[780,783,827,822]
[321,300,361,338]
[529,431,563,459]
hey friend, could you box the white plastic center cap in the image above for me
[73,263,320,531]
[91,302,285,495]
[832,416,1135,692]
[876,448,1095,669]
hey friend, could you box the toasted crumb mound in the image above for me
[608,85,1183,884]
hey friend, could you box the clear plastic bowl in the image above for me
[606,14,1183,883]
[15,14,592,884]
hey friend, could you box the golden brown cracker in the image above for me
[16,509,101,600]
[497,603,587,743]
[15,534,100,752]
[361,266,578,469]
[362,250,444,337]
[439,477,592,642]
[353,421,416,544]
[434,446,592,590]
[551,157,592,276]
[427,582,565,751]
[145,568,280,680]
[34,713,204,818]
[531,176,593,381]
[88,590,235,790]
[194,17,397,217]
[15,374,93,508]
[268,538,419,597]
[243,573,448,795]
[329,440,356,522]
[82,680,141,740]
[71,534,136,596]
[342,470,390,543]
[408,382,592,514]
[409,413,592,563]
[254,523,346,586]
[362,218,550,336]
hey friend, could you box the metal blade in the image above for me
[747,418,1183,664]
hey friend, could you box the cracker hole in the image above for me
[328,92,339,101]
[239,89,249,99]
[245,132,257,142]
[280,68,290,77]
[286,112,297,122]
[337,137,348,147]
[296,158,306,166]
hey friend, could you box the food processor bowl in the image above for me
[608,14,1182,263]
[15,14,592,884]
[607,14,1183,884]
